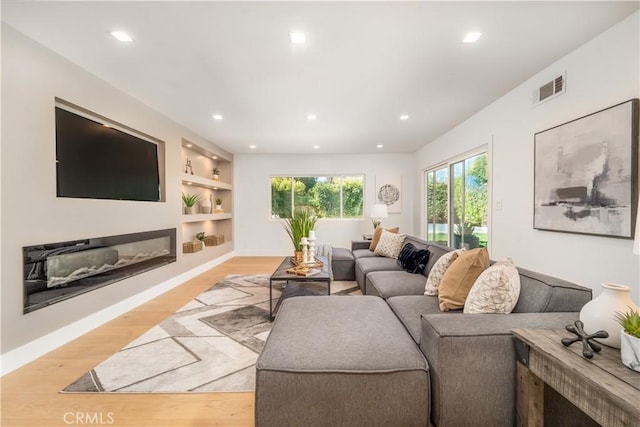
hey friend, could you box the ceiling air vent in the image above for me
[532,73,566,106]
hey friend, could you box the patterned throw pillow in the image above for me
[397,243,430,274]
[464,258,521,314]
[374,229,406,259]
[424,248,466,296]
[369,226,399,251]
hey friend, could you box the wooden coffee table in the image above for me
[513,328,640,427]
[269,255,331,320]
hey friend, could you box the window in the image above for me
[425,151,488,249]
[271,176,364,219]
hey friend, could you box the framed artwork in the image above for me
[534,98,638,238]
[375,175,402,213]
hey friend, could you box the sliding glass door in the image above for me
[425,151,488,249]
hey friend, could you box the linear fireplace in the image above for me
[23,228,176,314]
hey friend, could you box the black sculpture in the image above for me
[561,320,609,359]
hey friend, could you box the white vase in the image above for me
[620,329,640,372]
[200,197,212,214]
[579,283,639,348]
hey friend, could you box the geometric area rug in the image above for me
[61,274,359,394]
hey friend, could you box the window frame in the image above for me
[422,145,491,249]
[269,174,365,220]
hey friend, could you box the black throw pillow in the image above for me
[397,243,430,274]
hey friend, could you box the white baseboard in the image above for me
[0,251,235,376]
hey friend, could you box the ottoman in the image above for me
[255,296,430,427]
[330,246,355,280]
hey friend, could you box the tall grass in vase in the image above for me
[283,207,318,262]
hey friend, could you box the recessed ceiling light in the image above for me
[212,156,218,160]
[249,145,256,149]
[187,182,193,185]
[212,114,223,120]
[377,144,384,148]
[290,31,306,44]
[400,115,410,121]
[111,31,133,42]
[307,114,317,121]
[463,32,482,43]
[186,143,192,148]
[313,145,320,149]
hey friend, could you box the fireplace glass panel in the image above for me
[23,228,176,313]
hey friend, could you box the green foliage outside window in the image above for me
[271,175,363,219]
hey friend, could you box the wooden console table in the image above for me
[513,328,640,427]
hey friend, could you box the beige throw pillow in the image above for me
[438,248,490,311]
[464,258,521,314]
[374,229,406,259]
[369,226,399,251]
[424,249,466,296]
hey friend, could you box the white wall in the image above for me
[414,12,640,302]
[234,154,413,254]
[1,25,233,356]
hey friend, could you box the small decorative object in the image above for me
[370,204,389,229]
[182,241,202,253]
[195,232,206,249]
[204,234,224,246]
[214,197,223,213]
[308,231,317,261]
[375,175,402,213]
[212,167,220,181]
[615,309,640,371]
[579,283,639,348]
[200,195,212,214]
[282,207,318,260]
[301,237,309,263]
[185,158,193,175]
[181,192,201,214]
[561,320,609,359]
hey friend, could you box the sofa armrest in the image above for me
[420,312,579,427]
[351,240,371,251]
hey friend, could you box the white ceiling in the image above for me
[2,1,638,155]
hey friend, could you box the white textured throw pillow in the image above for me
[463,258,521,314]
[374,229,406,259]
[424,249,466,296]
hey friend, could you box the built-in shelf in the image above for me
[181,173,232,191]
[182,212,232,223]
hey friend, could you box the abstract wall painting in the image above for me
[375,175,402,213]
[534,99,638,238]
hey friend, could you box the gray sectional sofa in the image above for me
[257,234,592,427]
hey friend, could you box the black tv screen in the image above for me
[55,107,161,202]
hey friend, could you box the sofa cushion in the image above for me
[424,249,464,296]
[352,248,376,259]
[355,256,403,294]
[397,243,430,274]
[374,230,406,258]
[367,270,429,299]
[438,248,489,311]
[369,226,399,251]
[387,295,455,343]
[464,258,521,314]
[513,267,592,313]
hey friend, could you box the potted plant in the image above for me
[212,168,220,181]
[615,309,640,372]
[182,192,201,214]
[215,197,223,212]
[282,207,318,262]
[195,232,206,249]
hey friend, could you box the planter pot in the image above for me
[294,251,304,264]
[579,283,639,348]
[184,206,196,214]
[620,329,640,372]
[212,174,220,181]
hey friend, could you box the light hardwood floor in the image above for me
[1,256,284,427]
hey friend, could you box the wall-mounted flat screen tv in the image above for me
[55,107,161,202]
